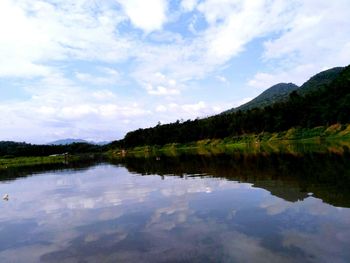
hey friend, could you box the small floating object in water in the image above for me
[205,187,212,193]
[156,157,160,161]
[3,194,9,201]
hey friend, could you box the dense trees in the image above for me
[222,83,299,114]
[115,65,350,148]
[0,141,103,157]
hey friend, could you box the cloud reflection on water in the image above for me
[0,163,349,262]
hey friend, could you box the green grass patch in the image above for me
[0,156,69,169]
[108,124,350,159]
[0,154,99,170]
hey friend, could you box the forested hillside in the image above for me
[223,83,299,114]
[111,65,350,148]
[223,67,344,114]
[298,67,344,95]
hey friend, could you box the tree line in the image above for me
[0,141,103,158]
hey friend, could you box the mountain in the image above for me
[222,83,299,114]
[297,67,344,95]
[48,139,110,146]
[48,139,89,145]
[222,67,345,114]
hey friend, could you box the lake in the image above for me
[1,151,350,262]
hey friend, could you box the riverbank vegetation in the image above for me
[0,155,69,170]
[0,141,104,158]
[0,153,104,170]
[107,124,350,159]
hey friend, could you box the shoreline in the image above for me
[0,153,103,170]
[109,125,350,158]
[2,124,350,169]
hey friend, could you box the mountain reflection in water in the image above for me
[0,150,350,263]
[118,151,350,207]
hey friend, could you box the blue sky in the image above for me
[1,0,350,143]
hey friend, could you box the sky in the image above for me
[1,0,350,144]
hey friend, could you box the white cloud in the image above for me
[153,101,230,122]
[132,0,350,98]
[0,0,130,77]
[116,0,168,32]
[182,101,206,112]
[250,0,350,89]
[142,72,181,96]
[75,67,121,86]
[263,0,350,64]
[155,105,167,112]
[216,75,228,83]
[199,0,297,64]
[146,84,180,96]
[0,75,151,143]
[181,0,198,12]
[129,0,298,95]
[248,64,315,88]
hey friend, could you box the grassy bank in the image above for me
[108,124,350,158]
[0,156,69,169]
[0,154,101,170]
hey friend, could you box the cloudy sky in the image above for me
[1,0,350,143]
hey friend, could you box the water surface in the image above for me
[1,152,350,262]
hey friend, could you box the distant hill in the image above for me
[48,139,110,146]
[93,141,110,146]
[48,139,88,145]
[223,83,299,114]
[297,67,344,95]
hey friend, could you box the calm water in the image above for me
[1,152,350,262]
